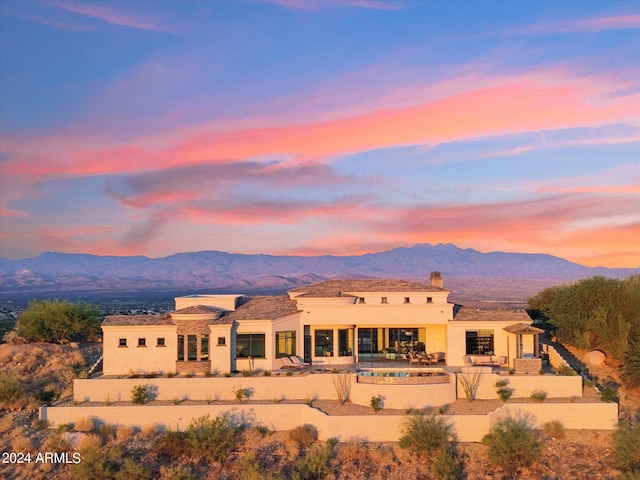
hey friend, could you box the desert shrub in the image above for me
[34,388,60,405]
[77,433,102,451]
[0,414,14,433]
[15,299,102,343]
[530,389,547,402]
[11,435,33,452]
[114,457,152,480]
[242,369,253,377]
[0,371,23,408]
[399,413,455,456]
[186,414,243,463]
[98,423,115,442]
[235,387,249,403]
[131,385,148,404]
[613,421,640,474]
[370,395,383,412]
[158,465,196,480]
[431,445,462,480]
[331,371,351,404]
[623,341,640,388]
[458,369,484,402]
[255,424,271,437]
[262,370,271,376]
[600,385,619,403]
[558,365,577,376]
[293,444,333,480]
[495,379,514,402]
[70,445,123,480]
[74,417,95,432]
[140,424,157,440]
[116,424,135,441]
[154,431,188,460]
[541,420,566,439]
[482,415,543,476]
[289,424,318,449]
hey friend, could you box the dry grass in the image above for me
[116,424,136,440]
[140,423,158,440]
[73,416,94,432]
[77,433,102,451]
[11,435,34,452]
[0,414,14,434]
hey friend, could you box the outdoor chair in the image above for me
[408,352,421,364]
[281,357,302,368]
[289,356,310,367]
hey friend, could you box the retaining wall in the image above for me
[40,401,618,443]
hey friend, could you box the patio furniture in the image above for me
[289,356,310,367]
[281,357,303,368]
[408,352,421,364]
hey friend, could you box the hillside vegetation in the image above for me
[528,275,640,386]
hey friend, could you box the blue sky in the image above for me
[0,0,638,267]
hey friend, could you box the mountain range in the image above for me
[1,243,637,302]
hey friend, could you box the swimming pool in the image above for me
[356,368,450,385]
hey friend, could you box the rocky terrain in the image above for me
[0,342,632,479]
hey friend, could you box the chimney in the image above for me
[430,271,443,289]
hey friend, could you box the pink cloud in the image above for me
[53,1,178,33]
[514,13,640,35]
[267,0,401,11]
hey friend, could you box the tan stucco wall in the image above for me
[456,372,583,399]
[175,294,244,311]
[447,321,516,367]
[41,401,617,443]
[103,325,177,375]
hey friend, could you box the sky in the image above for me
[0,1,639,267]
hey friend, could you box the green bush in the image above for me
[289,424,318,449]
[495,379,514,402]
[154,431,188,460]
[131,385,148,404]
[293,445,333,480]
[541,420,565,439]
[431,446,462,480]
[0,371,23,408]
[623,341,640,388]
[70,445,123,480]
[370,395,383,412]
[15,299,101,343]
[114,457,151,480]
[613,421,640,474]
[186,414,242,463]
[399,413,455,456]
[530,389,547,402]
[558,365,577,376]
[482,415,542,476]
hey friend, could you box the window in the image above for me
[338,328,354,356]
[118,338,127,347]
[188,335,197,361]
[381,297,388,304]
[157,337,165,347]
[315,329,334,357]
[276,331,296,358]
[404,297,410,304]
[236,333,266,358]
[178,335,184,361]
[201,334,209,360]
[138,338,146,347]
[466,330,494,355]
[217,337,226,346]
[358,297,366,304]
[427,297,433,303]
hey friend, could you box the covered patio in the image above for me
[504,323,544,373]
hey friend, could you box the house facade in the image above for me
[102,272,541,375]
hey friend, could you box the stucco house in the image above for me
[102,272,542,376]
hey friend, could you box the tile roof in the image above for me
[173,305,226,314]
[289,278,446,297]
[102,314,174,327]
[225,296,300,321]
[453,307,532,323]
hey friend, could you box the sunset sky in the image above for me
[1,1,638,267]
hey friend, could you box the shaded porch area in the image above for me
[355,325,447,364]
